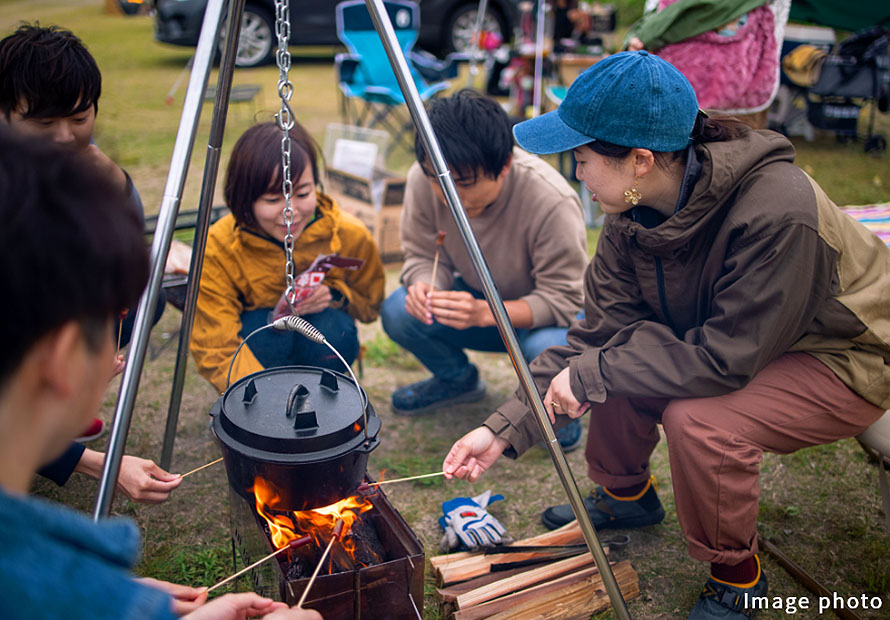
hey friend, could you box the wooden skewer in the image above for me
[428,230,446,295]
[207,535,311,593]
[116,309,128,351]
[359,471,445,490]
[297,519,344,609]
[179,457,224,479]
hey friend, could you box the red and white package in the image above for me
[272,253,365,320]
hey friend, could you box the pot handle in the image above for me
[355,416,382,453]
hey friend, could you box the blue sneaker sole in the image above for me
[391,381,486,417]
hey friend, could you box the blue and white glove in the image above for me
[439,489,512,552]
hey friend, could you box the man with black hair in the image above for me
[0,23,140,222]
[0,127,322,620]
[380,90,588,449]
[0,22,174,497]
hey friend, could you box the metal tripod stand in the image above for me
[94,0,631,616]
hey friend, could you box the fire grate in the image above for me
[228,482,424,618]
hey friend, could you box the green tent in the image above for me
[789,0,890,32]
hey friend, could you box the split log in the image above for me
[429,521,582,572]
[436,567,532,604]
[455,552,596,609]
[433,522,587,585]
[451,565,601,620]
[475,560,639,620]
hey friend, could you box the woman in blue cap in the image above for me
[442,51,890,619]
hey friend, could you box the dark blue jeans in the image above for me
[380,279,578,381]
[239,306,359,372]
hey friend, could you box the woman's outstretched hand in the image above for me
[443,427,509,482]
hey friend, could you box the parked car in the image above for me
[153,0,518,68]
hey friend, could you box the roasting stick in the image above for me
[206,535,311,593]
[428,230,446,295]
[179,457,224,479]
[297,519,345,609]
[358,471,445,491]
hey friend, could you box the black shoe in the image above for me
[688,557,768,619]
[391,364,486,416]
[541,476,665,530]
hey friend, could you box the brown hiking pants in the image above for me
[583,352,885,565]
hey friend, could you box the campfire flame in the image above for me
[252,477,376,564]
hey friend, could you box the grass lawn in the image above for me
[7,2,890,618]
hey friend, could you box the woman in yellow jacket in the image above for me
[191,122,385,392]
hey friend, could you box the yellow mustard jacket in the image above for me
[191,192,385,392]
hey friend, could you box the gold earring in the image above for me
[624,177,642,206]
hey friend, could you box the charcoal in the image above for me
[284,557,313,581]
[346,514,387,566]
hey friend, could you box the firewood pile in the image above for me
[430,522,640,619]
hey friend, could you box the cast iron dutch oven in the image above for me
[210,365,381,511]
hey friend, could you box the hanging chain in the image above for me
[274,0,297,311]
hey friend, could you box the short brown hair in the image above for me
[224,122,320,229]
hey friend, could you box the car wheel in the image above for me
[444,3,506,54]
[220,5,275,68]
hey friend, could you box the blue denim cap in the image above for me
[513,51,699,154]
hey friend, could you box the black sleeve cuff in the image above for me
[37,442,86,486]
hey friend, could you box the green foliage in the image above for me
[362,332,422,370]
[139,544,232,593]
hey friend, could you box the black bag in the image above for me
[810,26,890,102]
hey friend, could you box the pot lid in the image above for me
[212,365,380,462]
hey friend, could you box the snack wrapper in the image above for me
[272,253,365,320]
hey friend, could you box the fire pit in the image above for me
[211,364,423,617]
[227,480,424,618]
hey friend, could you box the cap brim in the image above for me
[512,109,594,155]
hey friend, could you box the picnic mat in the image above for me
[842,203,890,246]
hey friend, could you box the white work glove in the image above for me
[439,489,512,552]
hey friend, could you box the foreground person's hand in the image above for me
[181,592,323,619]
[117,455,182,503]
[138,577,207,614]
[443,426,509,482]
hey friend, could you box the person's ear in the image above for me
[497,154,513,180]
[36,322,85,399]
[631,149,655,178]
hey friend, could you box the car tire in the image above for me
[443,3,507,54]
[220,4,275,68]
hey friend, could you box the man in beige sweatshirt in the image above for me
[380,90,589,450]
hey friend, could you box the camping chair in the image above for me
[334,0,454,154]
